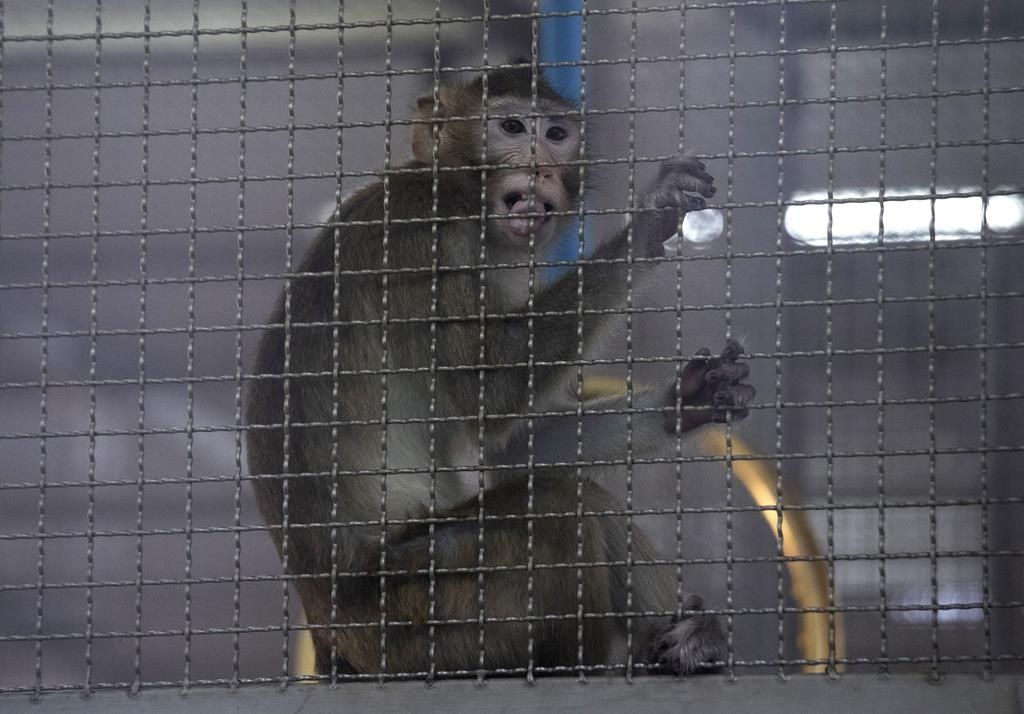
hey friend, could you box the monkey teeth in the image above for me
[503,192,554,236]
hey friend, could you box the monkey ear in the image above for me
[412,87,452,163]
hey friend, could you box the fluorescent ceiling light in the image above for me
[785,188,1024,246]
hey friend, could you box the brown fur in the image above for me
[246,65,740,677]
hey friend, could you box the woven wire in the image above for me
[0,0,1022,695]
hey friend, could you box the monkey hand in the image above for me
[663,338,755,435]
[649,594,725,675]
[636,152,716,255]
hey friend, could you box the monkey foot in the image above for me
[649,595,725,675]
[664,338,756,434]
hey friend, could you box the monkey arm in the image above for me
[495,340,754,466]
[479,152,717,416]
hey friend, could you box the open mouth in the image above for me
[503,192,555,237]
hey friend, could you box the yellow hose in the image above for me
[697,429,845,674]
[295,613,316,680]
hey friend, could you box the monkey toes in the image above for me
[664,338,756,434]
[649,595,725,675]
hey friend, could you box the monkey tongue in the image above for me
[506,198,547,237]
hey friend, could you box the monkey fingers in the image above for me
[665,338,756,434]
[655,153,717,198]
[638,152,717,251]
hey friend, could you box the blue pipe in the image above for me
[539,0,585,280]
[539,0,583,103]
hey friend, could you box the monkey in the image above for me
[245,63,755,679]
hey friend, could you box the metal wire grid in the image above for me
[0,0,1021,696]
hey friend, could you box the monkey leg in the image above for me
[358,475,686,676]
[299,474,726,678]
[380,476,617,675]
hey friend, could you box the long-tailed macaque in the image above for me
[245,64,755,678]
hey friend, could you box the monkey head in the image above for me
[412,64,582,252]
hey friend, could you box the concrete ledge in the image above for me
[5,674,1022,713]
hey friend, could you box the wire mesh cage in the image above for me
[1,0,1022,706]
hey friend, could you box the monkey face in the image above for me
[485,98,581,249]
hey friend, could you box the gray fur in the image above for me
[245,72,752,677]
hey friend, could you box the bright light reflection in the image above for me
[785,188,1024,246]
[891,582,984,625]
[663,208,725,256]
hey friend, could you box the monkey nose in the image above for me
[535,169,553,180]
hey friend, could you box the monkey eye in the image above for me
[500,118,527,135]
[545,125,568,142]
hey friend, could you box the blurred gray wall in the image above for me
[1,0,1021,689]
